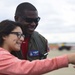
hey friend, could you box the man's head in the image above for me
[14,2,40,35]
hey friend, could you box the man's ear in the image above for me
[14,16,19,22]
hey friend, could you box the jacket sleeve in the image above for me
[0,50,68,75]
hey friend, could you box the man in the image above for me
[11,2,49,61]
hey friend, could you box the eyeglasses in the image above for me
[10,32,25,39]
[21,16,40,23]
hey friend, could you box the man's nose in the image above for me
[31,22,36,26]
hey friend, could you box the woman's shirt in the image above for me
[0,47,68,75]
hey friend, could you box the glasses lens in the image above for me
[10,32,25,39]
[26,17,40,23]
[21,16,40,23]
[18,33,25,38]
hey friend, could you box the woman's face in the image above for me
[3,27,24,52]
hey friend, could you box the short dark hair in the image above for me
[15,2,37,16]
[0,20,22,46]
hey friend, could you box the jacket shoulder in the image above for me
[33,31,47,42]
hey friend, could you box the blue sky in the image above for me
[0,0,75,43]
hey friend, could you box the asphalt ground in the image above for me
[43,49,75,75]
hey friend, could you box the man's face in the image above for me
[15,10,40,35]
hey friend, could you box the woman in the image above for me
[0,20,75,75]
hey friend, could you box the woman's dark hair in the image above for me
[15,2,37,16]
[0,20,22,46]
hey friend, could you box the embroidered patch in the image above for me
[28,50,40,57]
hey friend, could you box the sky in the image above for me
[0,0,75,43]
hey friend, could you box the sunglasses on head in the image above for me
[21,16,40,23]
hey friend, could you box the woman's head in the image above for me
[0,20,24,52]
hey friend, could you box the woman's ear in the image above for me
[2,36,8,40]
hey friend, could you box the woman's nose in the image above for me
[20,36,24,41]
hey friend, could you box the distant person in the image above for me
[1,20,75,75]
[11,2,50,61]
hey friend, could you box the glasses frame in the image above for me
[10,32,25,39]
[21,16,40,23]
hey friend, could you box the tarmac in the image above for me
[44,49,75,75]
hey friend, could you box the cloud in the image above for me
[0,0,75,43]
